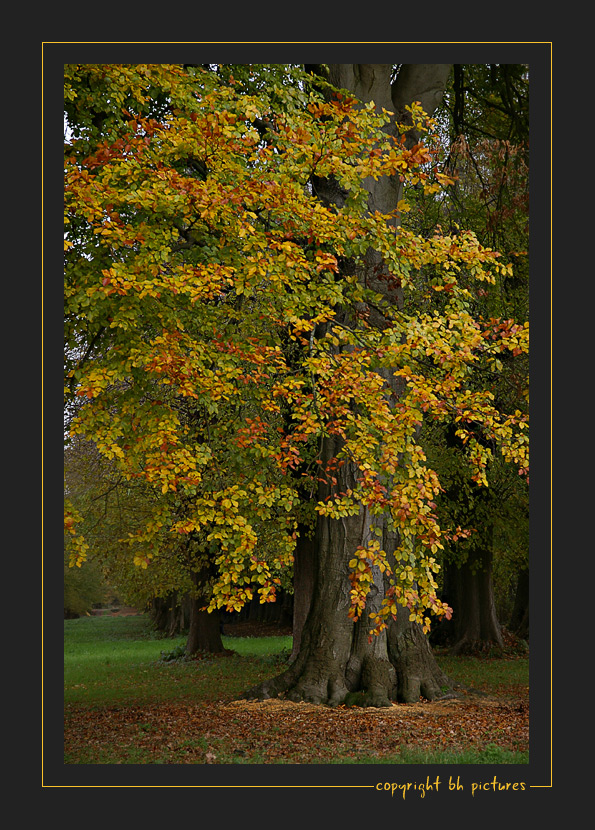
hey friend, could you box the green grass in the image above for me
[64,744,527,766]
[435,653,530,697]
[326,746,529,764]
[64,615,529,706]
[64,615,292,706]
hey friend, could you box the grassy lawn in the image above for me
[64,615,292,707]
[63,615,529,765]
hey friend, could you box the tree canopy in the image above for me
[64,63,528,642]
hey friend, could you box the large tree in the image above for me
[64,62,528,697]
[267,63,458,703]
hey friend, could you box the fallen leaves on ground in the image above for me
[64,689,528,764]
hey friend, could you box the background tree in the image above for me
[63,550,107,618]
[64,436,169,611]
[411,63,530,652]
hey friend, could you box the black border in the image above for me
[44,42,552,799]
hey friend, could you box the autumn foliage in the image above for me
[64,64,528,635]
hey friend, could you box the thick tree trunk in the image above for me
[245,440,397,705]
[245,444,454,705]
[186,597,225,655]
[440,544,504,655]
[245,516,355,705]
[244,507,453,704]
[185,571,226,655]
[382,530,453,702]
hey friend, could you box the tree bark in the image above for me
[387,611,453,702]
[289,524,317,662]
[186,598,225,655]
